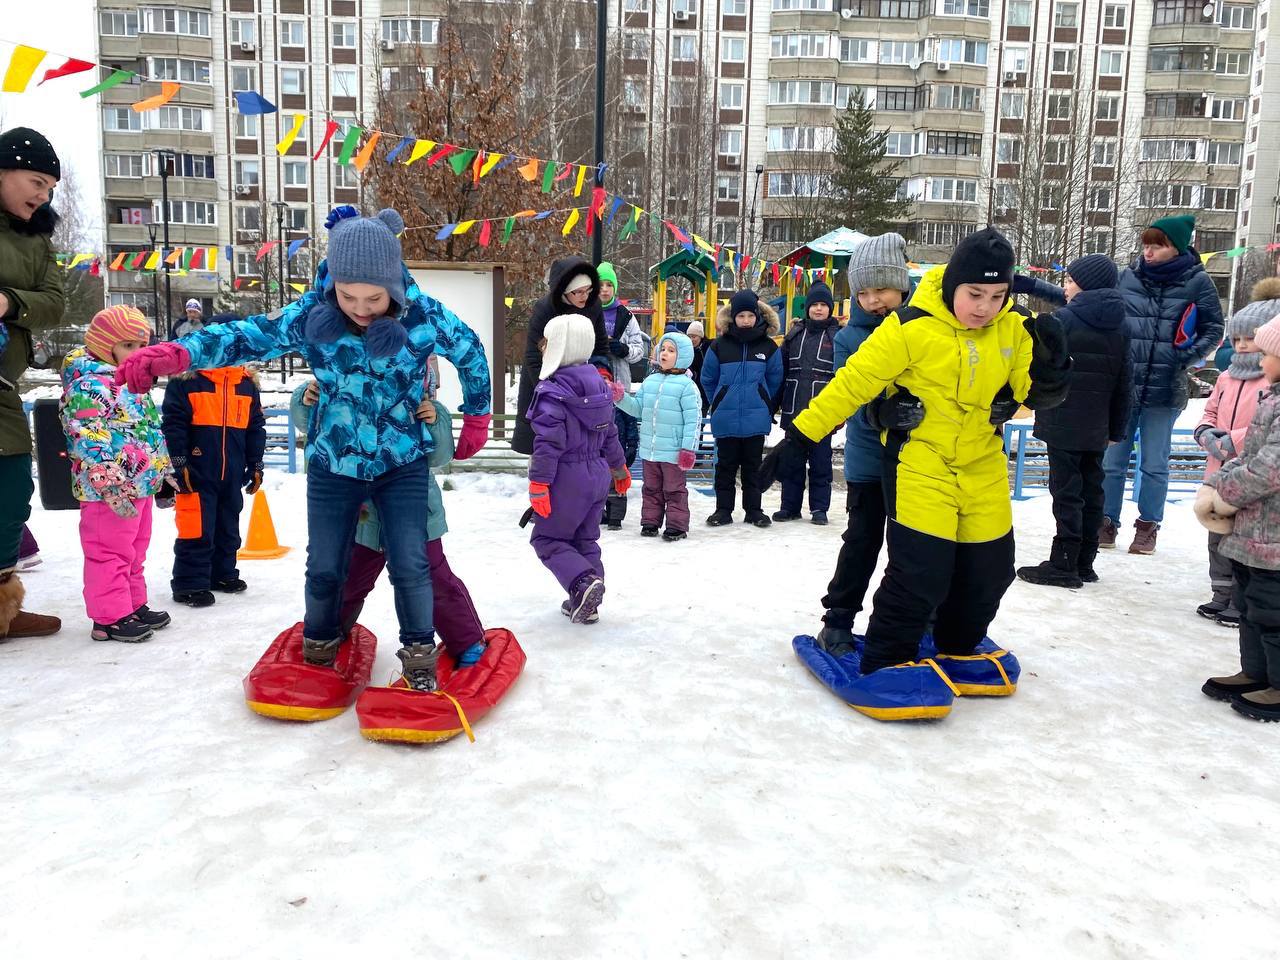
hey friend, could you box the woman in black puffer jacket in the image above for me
[1101,214,1224,555]
[511,257,609,456]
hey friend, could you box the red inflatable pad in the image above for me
[243,622,377,722]
[356,628,525,744]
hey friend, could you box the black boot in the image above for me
[1077,540,1099,583]
[1017,538,1083,589]
[173,589,216,607]
[640,525,660,537]
[214,578,248,593]
[744,510,772,528]
[302,634,342,666]
[706,510,734,526]
[91,614,154,643]
[397,641,441,692]
[134,605,171,630]
[816,608,858,659]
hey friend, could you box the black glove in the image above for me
[609,340,629,359]
[757,424,815,492]
[989,384,1020,426]
[1011,274,1037,296]
[171,456,197,493]
[1023,314,1072,410]
[865,388,925,433]
[243,462,264,495]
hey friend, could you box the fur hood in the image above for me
[5,204,59,237]
[715,299,780,337]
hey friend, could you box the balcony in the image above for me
[1148,23,1221,47]
[1144,70,1217,94]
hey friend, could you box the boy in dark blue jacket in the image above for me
[161,352,266,606]
[700,290,782,527]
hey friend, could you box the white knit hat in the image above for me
[686,320,704,338]
[564,273,593,294]
[541,313,596,379]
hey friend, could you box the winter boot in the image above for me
[1216,609,1241,628]
[91,614,154,643]
[1202,671,1269,702]
[133,605,172,630]
[816,608,858,659]
[1128,519,1159,555]
[640,525,660,537]
[1098,518,1118,550]
[1232,687,1280,722]
[396,641,441,692]
[662,528,687,542]
[745,510,772,528]
[0,575,60,641]
[772,509,801,522]
[456,640,487,667]
[603,493,627,531]
[173,589,216,607]
[567,574,606,624]
[1077,541,1099,583]
[1197,600,1228,620]
[214,578,248,593]
[302,634,343,667]
[560,598,598,624]
[1016,539,1083,589]
[810,510,828,526]
[706,509,734,526]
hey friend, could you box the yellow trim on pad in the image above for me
[246,700,347,722]
[849,703,952,721]
[951,683,1017,698]
[360,726,463,743]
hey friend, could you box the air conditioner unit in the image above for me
[380,39,395,51]
[1003,70,1017,83]
[235,185,250,196]
[726,155,741,167]
[936,61,951,73]
[238,41,255,52]
[674,10,690,22]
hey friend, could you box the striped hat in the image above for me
[86,305,151,363]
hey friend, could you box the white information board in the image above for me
[407,263,505,416]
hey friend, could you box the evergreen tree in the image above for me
[829,94,908,233]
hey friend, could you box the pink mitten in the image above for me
[454,413,492,461]
[609,380,625,404]
[677,449,696,471]
[113,342,191,393]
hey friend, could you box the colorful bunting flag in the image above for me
[309,119,339,159]
[190,247,206,270]
[502,217,515,244]
[277,114,306,155]
[3,46,47,92]
[80,68,135,98]
[562,209,581,236]
[453,220,477,234]
[234,91,276,115]
[427,144,457,166]
[144,251,160,270]
[128,251,149,270]
[435,223,457,241]
[336,126,364,165]
[479,152,503,177]
[573,164,587,197]
[132,81,181,112]
[352,130,381,171]
[541,161,557,193]
[518,157,540,181]
[66,253,93,269]
[290,283,308,293]
[385,136,412,164]
[478,220,492,247]
[39,57,94,86]
[446,148,478,177]
[109,252,127,271]
[286,238,308,259]
[255,241,278,261]
[404,139,436,165]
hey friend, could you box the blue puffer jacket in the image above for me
[1118,251,1224,410]
[701,301,782,439]
[616,331,702,464]
[832,304,889,484]
[177,261,491,480]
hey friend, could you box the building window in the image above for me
[672,0,699,15]
[1211,97,1246,120]
[1102,3,1127,28]
[381,66,432,92]
[1219,3,1256,29]
[1007,0,1032,26]
[1203,187,1239,210]
[767,126,834,151]
[767,173,831,198]
[940,0,989,16]
[884,132,918,156]
[996,138,1021,163]
[148,58,210,84]
[1053,2,1079,27]
[236,206,261,233]
[160,200,217,225]
[722,37,747,62]
[143,8,210,37]
[877,86,922,111]
[159,153,214,179]
[720,81,745,109]
[1088,186,1113,210]
[623,34,650,60]
[935,39,987,65]
[231,66,256,92]
[286,208,308,232]
[153,107,209,131]
[1154,0,1209,25]
[934,85,982,112]
[1097,50,1124,76]
[103,107,143,132]
[1150,46,1211,71]
[926,131,981,157]
[771,34,830,58]
[1207,141,1243,165]
[1044,140,1069,164]
[1096,95,1120,120]
[331,22,357,49]
[235,251,259,276]
[279,20,306,46]
[234,159,260,188]
[230,18,255,44]
[837,0,920,15]
[1198,231,1233,252]
[1140,183,1197,208]
[918,222,979,247]
[722,0,748,13]
[768,80,835,105]
[281,68,307,96]
[879,41,919,65]
[1141,139,1199,161]
[235,113,259,138]
[282,161,308,187]
[1047,94,1072,120]
[1003,46,1029,73]
[623,0,651,10]
[1050,48,1075,73]
[105,154,146,178]
[1215,51,1251,75]
[1145,93,1204,118]
[1040,184,1061,210]
[994,182,1018,210]
[1000,92,1025,118]
[671,35,698,61]
[100,10,139,36]
[332,67,359,99]
[718,128,743,156]
[839,38,873,63]
[333,164,359,188]
[381,18,438,44]
[928,178,977,203]
[716,175,741,201]
[1085,231,1112,255]
[1092,140,1117,165]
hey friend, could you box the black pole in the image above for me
[155,150,174,339]
[275,202,288,383]
[591,0,607,266]
[748,164,764,263]
[146,223,159,339]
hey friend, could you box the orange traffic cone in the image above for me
[238,489,291,560]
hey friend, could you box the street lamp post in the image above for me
[271,201,289,382]
[153,149,176,338]
[591,0,607,266]
[145,222,159,339]
[748,163,765,257]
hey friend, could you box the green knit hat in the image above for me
[597,261,618,287]
[1149,214,1196,254]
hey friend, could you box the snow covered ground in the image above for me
[3,466,1278,958]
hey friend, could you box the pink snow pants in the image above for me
[80,498,153,624]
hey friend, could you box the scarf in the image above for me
[1136,250,1198,286]
[1228,351,1265,380]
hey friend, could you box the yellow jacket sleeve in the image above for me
[1008,321,1034,405]
[793,315,910,442]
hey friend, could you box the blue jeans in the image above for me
[1102,405,1177,525]
[304,458,433,646]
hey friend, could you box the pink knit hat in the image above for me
[85,305,150,363]
[1254,316,1280,359]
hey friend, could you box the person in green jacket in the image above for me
[0,127,65,642]
[290,371,486,663]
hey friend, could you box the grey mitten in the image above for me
[1197,426,1236,461]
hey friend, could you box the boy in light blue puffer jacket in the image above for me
[616,331,702,541]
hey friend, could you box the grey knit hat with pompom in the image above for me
[327,207,406,309]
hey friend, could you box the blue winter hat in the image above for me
[658,331,694,370]
[729,289,759,319]
[804,282,834,314]
[1066,254,1118,292]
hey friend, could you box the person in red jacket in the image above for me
[161,348,266,607]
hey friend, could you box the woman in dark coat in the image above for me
[1101,214,1224,555]
[0,127,65,640]
[512,257,609,455]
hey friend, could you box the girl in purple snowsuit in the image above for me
[526,314,629,623]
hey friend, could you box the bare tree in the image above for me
[46,164,104,361]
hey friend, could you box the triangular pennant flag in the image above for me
[290,282,308,293]
[256,241,278,261]
[89,259,101,277]
[435,223,457,241]
[1201,252,1219,264]
[384,136,412,164]
[453,220,477,235]
[606,197,624,224]
[541,161,557,193]
[472,151,484,184]
[109,252,128,271]
[67,253,93,269]
[504,297,514,308]
[144,251,160,270]
[518,157,540,181]
[248,280,259,288]
[269,281,279,291]
[132,81,181,112]
[1226,246,1249,257]
[234,277,244,290]
[80,68,135,98]
[501,217,515,244]
[277,114,306,155]
[165,247,183,266]
[589,186,607,220]
[479,152,503,177]
[234,91,276,115]
[554,163,574,183]
[310,119,339,159]
[692,234,715,254]
[533,210,555,221]
[427,144,458,166]
[129,251,149,270]
[352,130,381,171]
[478,220,492,247]
[39,57,94,86]
[404,139,436,165]
[183,248,195,269]
[189,247,206,270]
[287,238,308,259]
[617,216,637,242]
[3,46,48,92]
[446,148,478,176]
[562,209,581,236]
[336,126,364,165]
[208,248,218,271]
[573,164,588,197]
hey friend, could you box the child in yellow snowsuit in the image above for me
[773,228,1068,720]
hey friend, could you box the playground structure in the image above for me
[646,248,719,339]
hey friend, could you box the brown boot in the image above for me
[1128,519,1158,555]
[0,574,61,641]
[1232,687,1280,722]
[1098,518,1118,550]
[1202,671,1269,702]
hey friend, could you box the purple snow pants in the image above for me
[339,540,483,657]
[530,460,609,593]
[641,460,689,533]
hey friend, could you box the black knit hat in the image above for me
[0,127,61,181]
[942,227,1014,309]
[729,289,759,319]
[1066,254,1118,292]
[804,282,834,314]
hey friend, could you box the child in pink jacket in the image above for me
[1194,279,1280,625]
